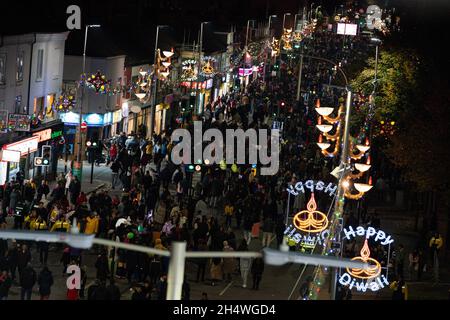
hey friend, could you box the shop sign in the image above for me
[8,113,31,132]
[113,110,122,124]
[33,128,52,143]
[287,180,337,197]
[59,111,80,125]
[83,113,104,126]
[103,112,113,125]
[122,102,129,118]
[0,110,8,133]
[0,162,7,186]
[0,149,21,163]
[51,130,63,139]
[238,68,253,77]
[206,79,213,90]
[3,136,39,156]
[338,226,394,293]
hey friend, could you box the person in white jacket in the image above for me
[238,240,252,288]
[65,171,72,196]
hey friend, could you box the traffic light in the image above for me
[34,157,43,167]
[186,164,195,173]
[41,145,51,166]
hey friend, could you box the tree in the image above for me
[385,75,450,201]
[351,48,421,123]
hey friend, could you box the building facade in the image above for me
[0,32,68,184]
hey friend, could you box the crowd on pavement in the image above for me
[0,17,446,301]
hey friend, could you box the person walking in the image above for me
[222,241,236,282]
[69,176,81,206]
[262,217,274,247]
[429,232,444,284]
[238,240,252,288]
[20,263,36,300]
[395,244,405,278]
[196,239,208,283]
[37,266,54,300]
[17,244,31,277]
[210,258,223,286]
[0,270,12,300]
[251,257,264,290]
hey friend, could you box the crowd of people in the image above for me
[0,18,445,301]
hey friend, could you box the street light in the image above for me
[282,13,291,30]
[245,19,256,49]
[74,24,100,182]
[194,21,210,115]
[267,15,277,36]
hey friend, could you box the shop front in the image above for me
[30,123,65,181]
[112,109,123,135]
[0,136,39,185]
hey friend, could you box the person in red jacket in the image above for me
[109,143,118,163]
[67,287,79,300]
[76,192,87,207]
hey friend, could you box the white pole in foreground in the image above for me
[166,242,187,300]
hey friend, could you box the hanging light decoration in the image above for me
[281,28,293,51]
[181,59,198,82]
[86,70,108,93]
[53,93,76,113]
[270,37,280,57]
[200,56,217,78]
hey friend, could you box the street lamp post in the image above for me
[309,3,315,21]
[195,22,208,115]
[296,54,351,300]
[74,24,100,182]
[267,15,277,37]
[149,25,168,137]
[282,13,291,30]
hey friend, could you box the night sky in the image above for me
[0,0,448,67]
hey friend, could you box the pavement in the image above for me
[4,160,450,300]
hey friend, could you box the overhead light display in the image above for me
[86,70,108,93]
[200,56,217,78]
[181,59,198,81]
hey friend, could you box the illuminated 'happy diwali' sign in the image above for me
[285,193,330,248]
[293,193,328,233]
[286,180,337,197]
[339,226,394,292]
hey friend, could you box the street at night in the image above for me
[0,0,449,313]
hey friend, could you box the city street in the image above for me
[0,0,449,307]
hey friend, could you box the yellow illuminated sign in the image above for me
[346,239,382,280]
[293,193,328,233]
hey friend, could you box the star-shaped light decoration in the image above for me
[86,70,108,94]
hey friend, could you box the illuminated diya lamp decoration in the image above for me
[200,56,216,78]
[293,193,329,233]
[346,239,382,279]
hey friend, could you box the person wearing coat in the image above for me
[238,240,252,288]
[222,241,236,281]
[37,266,54,300]
[0,270,12,300]
[95,251,109,283]
[20,263,36,300]
[251,257,264,290]
[210,258,223,286]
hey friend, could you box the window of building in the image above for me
[53,48,61,79]
[16,51,24,82]
[0,54,6,85]
[36,49,44,81]
[14,95,22,114]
